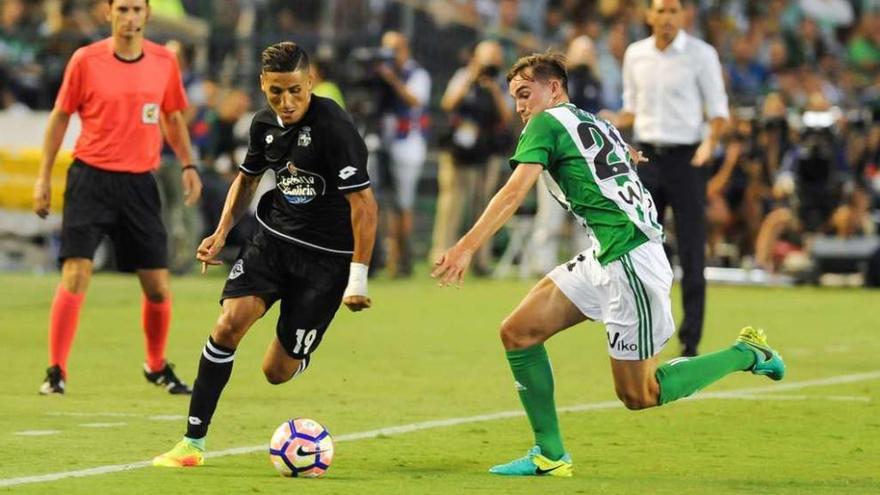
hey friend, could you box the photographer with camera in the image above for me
[785,93,849,234]
[705,107,773,266]
[755,92,850,273]
[430,40,512,274]
[374,31,431,278]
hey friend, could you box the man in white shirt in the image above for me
[604,0,728,357]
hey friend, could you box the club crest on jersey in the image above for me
[265,133,274,144]
[297,126,312,147]
[142,103,159,124]
[277,161,326,204]
[228,259,244,280]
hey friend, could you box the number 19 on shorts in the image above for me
[292,329,318,355]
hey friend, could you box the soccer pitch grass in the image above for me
[0,271,878,494]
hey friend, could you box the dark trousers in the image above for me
[636,143,706,354]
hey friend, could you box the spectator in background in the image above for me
[375,31,431,278]
[766,36,790,76]
[150,0,187,19]
[0,0,41,107]
[727,35,770,105]
[847,12,880,76]
[311,54,346,109]
[487,0,537,67]
[157,40,207,274]
[432,39,512,274]
[0,65,29,115]
[756,92,793,182]
[829,187,874,239]
[783,92,849,233]
[542,0,572,49]
[200,87,253,255]
[800,0,855,34]
[755,91,849,273]
[785,17,828,69]
[598,21,628,111]
[565,35,602,114]
[706,107,770,265]
[40,0,98,103]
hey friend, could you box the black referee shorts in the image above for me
[221,228,349,359]
[59,160,167,272]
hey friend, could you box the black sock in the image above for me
[185,336,235,439]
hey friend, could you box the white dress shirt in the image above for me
[622,30,729,145]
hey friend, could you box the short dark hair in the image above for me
[108,0,150,4]
[261,42,310,73]
[506,52,568,92]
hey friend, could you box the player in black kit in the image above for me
[154,42,378,467]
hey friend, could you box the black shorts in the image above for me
[59,160,167,272]
[221,228,349,359]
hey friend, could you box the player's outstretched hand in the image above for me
[196,232,226,272]
[33,177,51,218]
[343,295,372,312]
[431,243,474,288]
[182,168,203,206]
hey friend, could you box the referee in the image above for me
[604,0,728,356]
[33,0,202,394]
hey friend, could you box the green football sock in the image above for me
[655,345,756,405]
[506,344,565,460]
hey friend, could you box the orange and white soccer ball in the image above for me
[268,418,335,478]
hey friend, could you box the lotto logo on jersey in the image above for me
[142,103,159,124]
[338,166,357,180]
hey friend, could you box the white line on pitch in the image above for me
[697,393,870,402]
[46,412,184,421]
[2,370,878,489]
[47,412,140,418]
[147,415,185,421]
[78,423,127,428]
[13,431,60,436]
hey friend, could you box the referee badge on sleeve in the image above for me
[142,103,160,124]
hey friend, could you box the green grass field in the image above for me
[1,270,878,494]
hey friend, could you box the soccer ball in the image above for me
[268,418,335,478]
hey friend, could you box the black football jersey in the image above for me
[239,96,370,256]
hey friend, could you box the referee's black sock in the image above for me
[185,336,235,440]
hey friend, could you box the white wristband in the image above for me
[343,262,369,298]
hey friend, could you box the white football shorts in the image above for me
[548,240,675,360]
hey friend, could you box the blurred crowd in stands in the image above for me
[1,0,878,283]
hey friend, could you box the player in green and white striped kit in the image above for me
[432,53,785,478]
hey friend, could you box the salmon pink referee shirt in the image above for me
[55,38,188,173]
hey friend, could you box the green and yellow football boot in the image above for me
[735,326,785,381]
[488,446,573,477]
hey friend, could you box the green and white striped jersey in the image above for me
[510,103,663,265]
